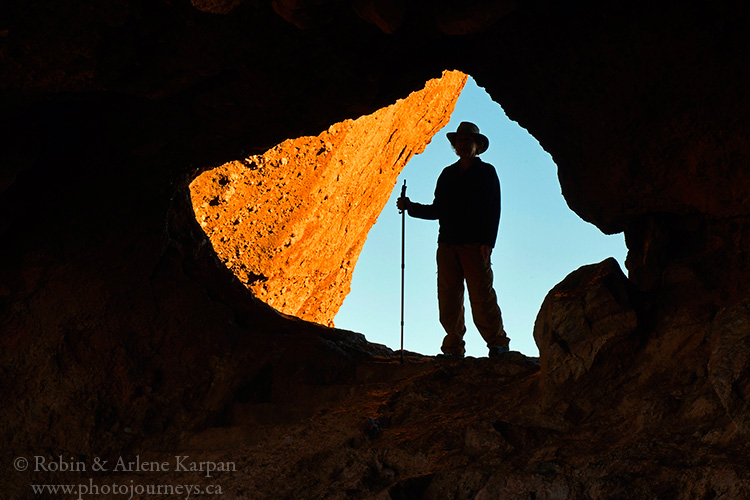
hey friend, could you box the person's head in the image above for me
[447,122,489,159]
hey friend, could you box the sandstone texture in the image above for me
[533,258,642,403]
[3,1,750,498]
[190,71,466,326]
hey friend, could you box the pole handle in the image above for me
[399,179,407,214]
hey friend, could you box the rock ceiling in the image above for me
[2,1,750,498]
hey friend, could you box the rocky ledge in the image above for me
[2,0,750,498]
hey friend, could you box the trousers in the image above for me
[436,243,508,355]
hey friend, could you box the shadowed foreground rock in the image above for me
[534,258,642,405]
[3,0,750,498]
[709,296,750,434]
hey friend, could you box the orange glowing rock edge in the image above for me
[190,70,467,326]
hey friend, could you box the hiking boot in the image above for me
[436,352,464,359]
[488,345,509,358]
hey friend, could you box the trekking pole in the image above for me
[399,179,407,364]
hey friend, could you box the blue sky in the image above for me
[334,76,627,358]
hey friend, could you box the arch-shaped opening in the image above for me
[189,70,468,327]
[334,76,627,358]
[189,71,627,358]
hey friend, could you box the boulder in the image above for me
[708,295,750,433]
[534,258,642,402]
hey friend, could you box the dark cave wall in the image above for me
[2,0,750,472]
[5,2,750,288]
[1,0,429,460]
[464,2,750,303]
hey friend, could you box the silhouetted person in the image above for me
[397,121,509,358]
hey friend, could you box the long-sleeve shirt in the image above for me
[407,157,501,248]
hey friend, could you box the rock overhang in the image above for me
[3,1,750,497]
[188,70,467,326]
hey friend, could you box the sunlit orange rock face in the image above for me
[190,70,467,325]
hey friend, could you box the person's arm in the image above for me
[480,165,501,247]
[396,196,438,219]
[398,169,446,220]
[406,200,439,220]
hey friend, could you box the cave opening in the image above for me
[189,71,627,359]
[334,76,628,358]
[188,70,468,327]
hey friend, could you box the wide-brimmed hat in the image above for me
[446,121,489,154]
